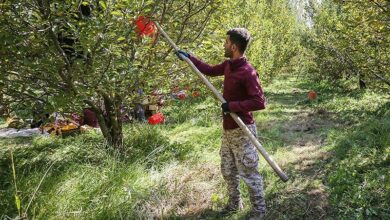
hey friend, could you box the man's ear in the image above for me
[231,44,237,52]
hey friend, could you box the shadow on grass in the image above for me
[324,111,390,219]
[257,106,339,154]
[264,144,335,220]
[265,91,308,106]
[262,92,390,219]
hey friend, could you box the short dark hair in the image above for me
[226,28,251,53]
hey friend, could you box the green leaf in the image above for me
[15,194,21,211]
[111,11,122,16]
[100,2,107,10]
[210,193,219,203]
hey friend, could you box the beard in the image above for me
[224,47,233,58]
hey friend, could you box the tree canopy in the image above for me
[0,0,223,145]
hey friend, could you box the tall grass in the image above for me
[0,97,223,219]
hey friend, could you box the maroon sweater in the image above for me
[189,55,266,130]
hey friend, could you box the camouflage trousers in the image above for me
[220,124,266,214]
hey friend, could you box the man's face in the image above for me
[224,36,233,58]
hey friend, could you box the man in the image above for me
[176,28,267,219]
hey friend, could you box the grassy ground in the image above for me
[1,76,389,219]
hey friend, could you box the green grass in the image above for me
[293,76,390,219]
[0,118,6,129]
[327,117,390,219]
[1,75,389,219]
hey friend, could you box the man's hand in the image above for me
[221,102,230,113]
[175,50,189,60]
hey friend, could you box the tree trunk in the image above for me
[359,73,366,89]
[103,116,123,147]
[101,92,123,148]
[0,89,8,117]
[84,93,123,149]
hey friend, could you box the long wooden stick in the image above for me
[155,22,289,182]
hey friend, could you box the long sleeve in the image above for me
[189,55,226,77]
[228,70,266,112]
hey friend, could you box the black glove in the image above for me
[175,50,189,60]
[221,102,230,113]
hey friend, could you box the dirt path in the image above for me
[262,81,340,219]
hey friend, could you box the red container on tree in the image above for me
[135,16,156,37]
[148,112,165,125]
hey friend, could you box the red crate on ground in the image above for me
[148,113,164,125]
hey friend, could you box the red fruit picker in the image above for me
[135,16,156,37]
